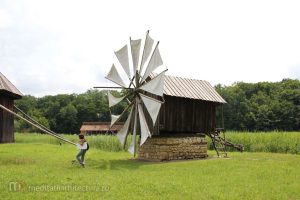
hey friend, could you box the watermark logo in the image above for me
[8,182,110,193]
[9,182,26,192]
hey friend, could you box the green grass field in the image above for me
[1,133,300,199]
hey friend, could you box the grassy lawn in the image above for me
[0,141,300,199]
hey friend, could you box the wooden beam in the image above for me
[0,104,76,146]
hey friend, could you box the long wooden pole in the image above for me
[0,104,76,146]
[14,105,57,136]
[132,100,138,157]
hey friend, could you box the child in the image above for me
[75,134,88,167]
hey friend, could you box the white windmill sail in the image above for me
[117,109,133,145]
[140,93,162,125]
[130,39,141,73]
[128,135,136,154]
[128,106,138,154]
[106,64,127,87]
[140,72,165,97]
[115,45,131,78]
[111,114,121,127]
[106,32,167,157]
[141,46,163,82]
[128,101,139,155]
[138,103,151,145]
[140,34,154,72]
[108,91,125,107]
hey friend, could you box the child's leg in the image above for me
[81,150,87,164]
[76,150,83,163]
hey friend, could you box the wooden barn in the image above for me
[0,72,23,143]
[156,74,226,135]
[138,74,226,161]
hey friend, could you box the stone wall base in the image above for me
[138,135,208,161]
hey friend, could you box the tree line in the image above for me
[216,79,300,131]
[14,79,299,133]
[14,89,126,133]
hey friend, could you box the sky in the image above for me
[0,0,300,97]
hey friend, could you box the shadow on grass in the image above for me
[85,158,154,170]
[83,156,218,170]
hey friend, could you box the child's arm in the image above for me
[76,143,84,149]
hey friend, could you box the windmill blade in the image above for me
[115,45,131,78]
[116,108,133,146]
[110,100,134,127]
[140,32,154,73]
[140,93,162,125]
[130,38,141,73]
[111,114,121,127]
[128,102,138,155]
[138,102,151,145]
[106,64,127,87]
[141,45,163,83]
[108,91,125,107]
[128,134,136,155]
[140,71,165,97]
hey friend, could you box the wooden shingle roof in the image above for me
[0,72,22,99]
[162,75,226,103]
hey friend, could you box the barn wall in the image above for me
[0,95,15,143]
[158,95,218,134]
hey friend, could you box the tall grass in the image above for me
[16,132,66,145]
[87,134,133,151]
[16,132,300,154]
[15,133,133,152]
[207,131,300,154]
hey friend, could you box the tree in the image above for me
[216,79,300,131]
[56,104,78,133]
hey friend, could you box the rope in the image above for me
[0,104,76,146]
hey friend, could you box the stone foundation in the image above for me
[138,135,208,161]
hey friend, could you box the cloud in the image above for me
[1,0,300,97]
[289,65,300,80]
[0,9,13,29]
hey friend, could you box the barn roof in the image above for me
[0,72,23,99]
[80,122,124,132]
[163,75,226,103]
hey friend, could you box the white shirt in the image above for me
[76,142,87,150]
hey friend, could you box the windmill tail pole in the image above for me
[14,105,58,136]
[0,104,76,146]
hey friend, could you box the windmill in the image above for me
[101,31,167,155]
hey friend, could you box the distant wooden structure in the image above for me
[80,122,124,135]
[0,72,22,143]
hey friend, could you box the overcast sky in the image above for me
[1,0,300,97]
